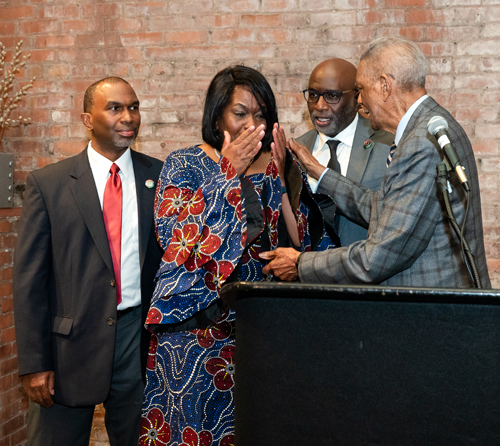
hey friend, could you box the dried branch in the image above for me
[0,40,36,143]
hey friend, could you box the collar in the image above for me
[395,94,428,145]
[87,141,133,181]
[317,114,358,151]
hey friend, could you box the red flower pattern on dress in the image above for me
[220,157,237,180]
[203,260,235,291]
[178,188,205,222]
[266,207,280,248]
[157,186,193,219]
[219,434,235,446]
[163,223,200,266]
[179,427,213,446]
[195,311,232,348]
[205,345,235,391]
[146,335,158,371]
[266,156,279,179]
[146,308,163,324]
[226,187,242,221]
[184,226,222,272]
[139,408,171,446]
[241,241,262,265]
[296,209,307,244]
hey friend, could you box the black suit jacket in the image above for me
[13,148,163,406]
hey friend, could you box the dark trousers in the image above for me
[27,306,144,446]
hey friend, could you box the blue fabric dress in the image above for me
[139,146,336,446]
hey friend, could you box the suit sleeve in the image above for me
[13,173,54,375]
[299,131,442,284]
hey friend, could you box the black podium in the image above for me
[220,282,500,446]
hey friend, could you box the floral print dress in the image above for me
[140,146,336,446]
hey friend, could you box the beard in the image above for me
[311,101,358,137]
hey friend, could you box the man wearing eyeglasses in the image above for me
[290,58,393,246]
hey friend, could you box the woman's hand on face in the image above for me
[220,124,265,175]
[271,123,287,179]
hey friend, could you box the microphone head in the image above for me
[427,115,448,136]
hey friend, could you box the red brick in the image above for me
[2,296,13,312]
[218,0,260,11]
[170,0,214,13]
[0,252,12,266]
[2,267,13,281]
[40,4,79,18]
[19,20,59,34]
[121,33,164,46]
[62,20,102,34]
[105,18,145,32]
[3,413,24,436]
[0,22,16,34]
[36,35,75,48]
[194,14,239,28]
[0,220,13,233]
[0,356,17,376]
[241,14,283,27]
[2,235,17,249]
[212,29,254,44]
[164,31,208,46]
[1,6,35,20]
[122,2,169,16]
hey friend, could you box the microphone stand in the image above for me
[436,161,482,288]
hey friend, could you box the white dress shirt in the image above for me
[308,114,359,192]
[87,142,141,310]
[395,94,428,145]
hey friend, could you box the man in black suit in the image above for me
[13,77,163,446]
[290,58,393,246]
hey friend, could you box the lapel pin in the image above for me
[145,179,155,189]
[363,139,373,149]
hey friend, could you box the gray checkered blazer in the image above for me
[299,97,491,288]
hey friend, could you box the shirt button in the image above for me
[110,279,115,287]
[107,318,115,326]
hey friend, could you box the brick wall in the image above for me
[1,0,499,444]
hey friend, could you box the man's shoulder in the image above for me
[30,149,87,182]
[357,115,393,147]
[295,129,317,148]
[131,150,163,171]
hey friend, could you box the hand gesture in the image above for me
[287,138,326,181]
[271,123,287,179]
[260,248,301,282]
[220,125,265,175]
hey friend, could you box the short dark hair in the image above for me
[202,66,278,151]
[83,77,130,113]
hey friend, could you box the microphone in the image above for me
[427,116,469,191]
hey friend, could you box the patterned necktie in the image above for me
[326,139,341,173]
[386,142,397,168]
[326,139,341,233]
[103,163,122,305]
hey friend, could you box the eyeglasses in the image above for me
[303,89,358,104]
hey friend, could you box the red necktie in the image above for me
[103,163,122,305]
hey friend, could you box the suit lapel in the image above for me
[400,96,438,145]
[131,150,156,270]
[302,129,318,153]
[69,149,114,273]
[346,115,373,184]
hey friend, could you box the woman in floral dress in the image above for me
[139,66,337,446]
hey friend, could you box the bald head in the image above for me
[309,59,357,92]
[306,59,359,137]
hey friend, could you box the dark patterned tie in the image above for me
[326,139,341,233]
[103,163,122,305]
[386,142,397,168]
[326,139,341,173]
